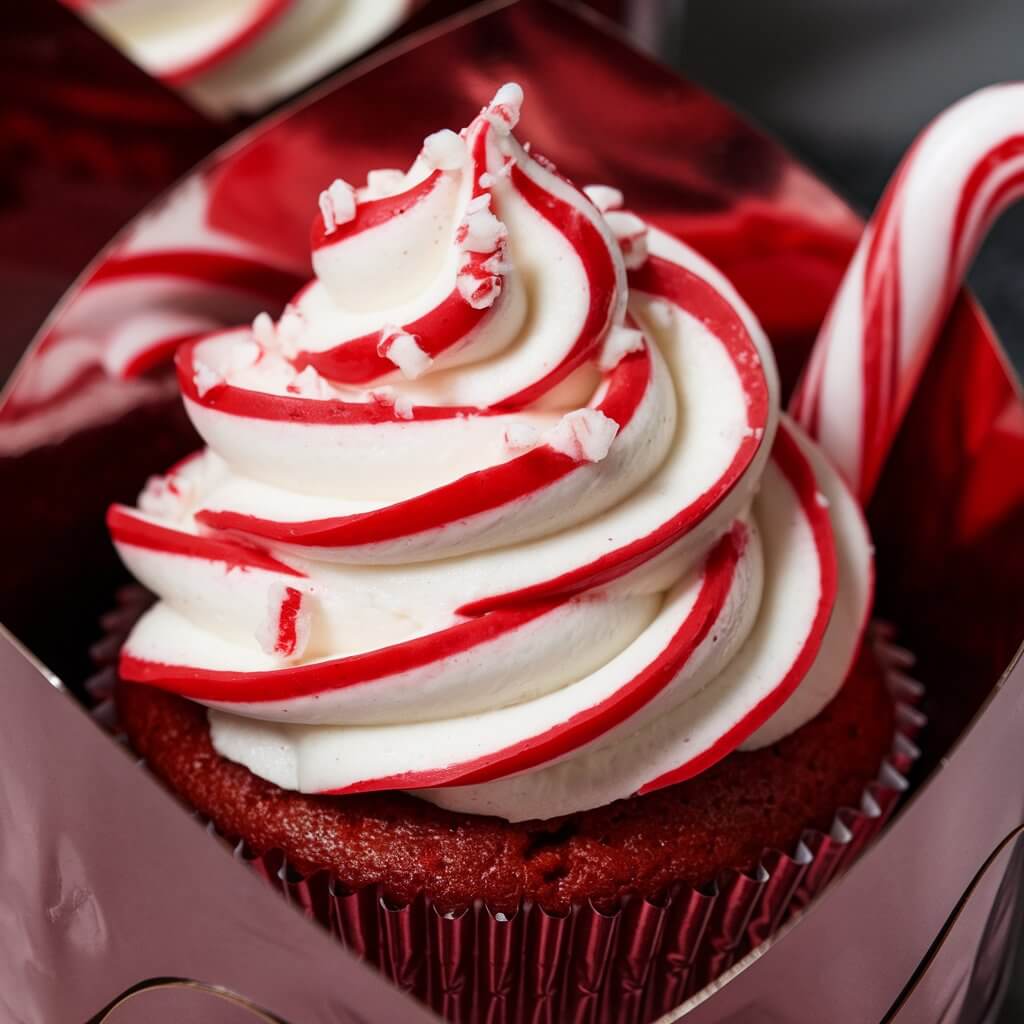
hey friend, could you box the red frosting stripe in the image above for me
[293,287,491,385]
[323,525,747,793]
[120,600,562,701]
[108,504,305,578]
[194,347,650,549]
[637,423,839,794]
[285,126,620,401]
[310,170,446,253]
[175,334,486,423]
[493,163,619,410]
[460,254,769,614]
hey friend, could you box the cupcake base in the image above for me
[103,619,921,1023]
[116,642,895,914]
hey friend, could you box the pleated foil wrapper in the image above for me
[87,602,923,1024]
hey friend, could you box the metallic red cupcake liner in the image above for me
[84,620,921,1024]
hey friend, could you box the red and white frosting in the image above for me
[109,86,874,821]
[65,0,412,116]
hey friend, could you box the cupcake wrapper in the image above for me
[90,619,923,1024]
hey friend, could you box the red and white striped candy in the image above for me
[791,83,1024,502]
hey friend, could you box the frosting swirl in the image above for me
[110,86,874,821]
[68,0,411,116]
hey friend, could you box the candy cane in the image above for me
[791,83,1024,502]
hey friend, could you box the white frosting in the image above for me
[111,87,873,821]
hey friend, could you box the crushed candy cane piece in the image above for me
[486,82,524,134]
[318,179,356,234]
[362,168,407,199]
[287,365,334,399]
[479,158,514,189]
[193,359,224,398]
[251,311,276,347]
[457,261,503,309]
[546,409,619,463]
[583,185,624,212]
[276,306,305,356]
[256,583,313,660]
[377,326,431,379]
[482,251,512,276]
[138,473,191,520]
[457,194,507,253]
[607,210,649,269]
[598,325,645,371]
[422,129,467,170]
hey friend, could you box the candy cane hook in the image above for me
[791,83,1024,502]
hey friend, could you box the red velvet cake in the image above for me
[116,643,894,914]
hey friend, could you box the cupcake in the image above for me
[106,84,913,1017]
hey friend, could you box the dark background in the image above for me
[669,0,1024,374]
